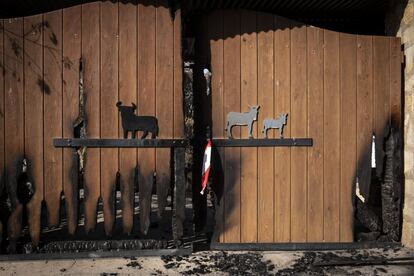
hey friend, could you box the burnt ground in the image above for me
[0,247,413,275]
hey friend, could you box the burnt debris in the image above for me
[355,127,402,242]
[23,239,168,254]
[161,251,274,275]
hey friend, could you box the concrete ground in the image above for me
[0,247,413,275]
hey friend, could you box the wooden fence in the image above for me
[0,0,183,247]
[195,9,402,243]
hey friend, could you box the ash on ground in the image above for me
[157,247,414,275]
[162,251,273,275]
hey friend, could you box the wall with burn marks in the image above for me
[0,0,183,250]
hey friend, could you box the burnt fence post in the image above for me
[172,147,186,242]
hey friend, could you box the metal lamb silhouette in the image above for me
[262,113,288,138]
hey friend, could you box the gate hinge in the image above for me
[401,51,405,64]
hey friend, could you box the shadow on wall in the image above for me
[385,0,409,36]
[0,20,58,95]
[0,170,9,251]
[190,10,249,239]
[190,10,404,243]
[0,0,173,19]
[184,9,306,44]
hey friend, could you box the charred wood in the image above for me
[73,56,87,175]
[172,148,186,242]
[23,239,168,254]
[380,127,402,242]
[355,198,382,233]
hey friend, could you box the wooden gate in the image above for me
[0,0,183,249]
[195,9,402,243]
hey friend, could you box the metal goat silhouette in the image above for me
[225,105,260,139]
[116,102,159,139]
[262,113,288,138]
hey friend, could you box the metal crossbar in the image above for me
[53,138,313,148]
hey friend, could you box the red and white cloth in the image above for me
[200,139,212,195]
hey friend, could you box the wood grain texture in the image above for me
[208,10,225,243]
[24,14,44,246]
[340,33,357,242]
[257,12,274,242]
[373,36,390,178]
[223,9,241,243]
[4,18,24,249]
[62,6,81,235]
[82,3,100,233]
[155,0,173,218]
[119,1,137,235]
[100,1,118,236]
[306,26,324,242]
[0,19,5,243]
[290,25,307,242]
[138,1,156,235]
[323,30,340,242]
[390,38,401,129]
[173,9,183,139]
[356,36,373,202]
[43,10,63,227]
[273,16,291,242]
[0,5,402,245]
[240,10,257,243]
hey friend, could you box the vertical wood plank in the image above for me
[4,18,24,249]
[24,15,44,245]
[273,16,291,242]
[173,9,183,139]
[209,10,225,242]
[306,26,324,242]
[257,12,274,242]
[82,3,100,233]
[290,25,307,242]
[43,10,63,227]
[156,0,173,218]
[373,36,390,178]
[100,1,118,236]
[356,36,373,203]
[340,33,357,242]
[138,1,156,235]
[323,30,340,242]
[390,38,401,129]
[62,5,81,236]
[0,19,5,243]
[223,9,241,243]
[119,1,137,235]
[240,10,257,243]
